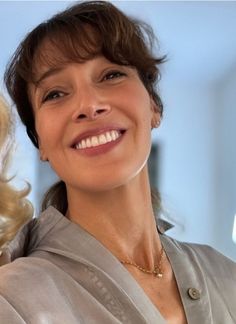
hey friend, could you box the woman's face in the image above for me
[29,52,159,194]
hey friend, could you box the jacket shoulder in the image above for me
[0,258,46,324]
[163,235,236,279]
[0,256,58,296]
[181,241,236,278]
[0,294,26,324]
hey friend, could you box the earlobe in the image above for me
[40,154,48,162]
[37,135,48,161]
[150,99,161,129]
[38,143,48,162]
[151,115,161,129]
[39,151,48,162]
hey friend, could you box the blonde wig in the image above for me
[0,94,33,248]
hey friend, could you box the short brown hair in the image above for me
[4,1,165,214]
[5,0,165,149]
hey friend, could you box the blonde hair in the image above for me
[0,94,33,248]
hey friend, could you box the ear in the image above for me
[38,140,48,162]
[39,150,48,162]
[150,98,161,129]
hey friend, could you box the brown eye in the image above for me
[103,70,126,81]
[42,90,65,103]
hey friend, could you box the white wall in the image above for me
[154,78,216,245]
[152,70,236,260]
[212,66,236,260]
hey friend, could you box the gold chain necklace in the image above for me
[120,246,165,278]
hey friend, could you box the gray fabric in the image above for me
[0,206,235,324]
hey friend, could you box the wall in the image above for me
[213,65,236,260]
[152,70,236,260]
[153,78,217,247]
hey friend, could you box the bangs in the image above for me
[4,1,165,150]
[30,22,102,83]
[18,4,156,84]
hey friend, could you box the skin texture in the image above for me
[29,50,187,323]
[31,56,156,192]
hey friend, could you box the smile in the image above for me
[75,130,122,149]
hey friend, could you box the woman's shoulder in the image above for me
[0,254,67,306]
[184,240,235,272]
[0,256,55,285]
[0,256,87,324]
[162,234,236,278]
[0,255,72,323]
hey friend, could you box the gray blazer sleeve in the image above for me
[0,295,26,324]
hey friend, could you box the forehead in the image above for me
[32,55,118,90]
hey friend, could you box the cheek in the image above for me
[128,89,153,130]
[35,114,48,143]
[35,111,62,150]
[121,81,151,108]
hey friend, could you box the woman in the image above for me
[0,95,32,251]
[0,1,235,323]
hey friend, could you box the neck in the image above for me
[66,168,162,269]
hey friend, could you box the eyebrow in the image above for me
[34,66,65,87]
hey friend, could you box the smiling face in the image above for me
[29,52,159,195]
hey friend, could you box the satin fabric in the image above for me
[0,206,235,323]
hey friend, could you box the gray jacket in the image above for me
[0,206,235,324]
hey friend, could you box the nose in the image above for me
[73,105,111,121]
[71,88,111,122]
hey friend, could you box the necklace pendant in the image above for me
[153,270,163,278]
[154,265,163,278]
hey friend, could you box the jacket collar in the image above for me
[0,206,173,264]
[1,206,166,323]
[0,206,212,324]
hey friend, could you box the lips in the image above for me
[71,127,126,150]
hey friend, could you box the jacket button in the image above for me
[187,288,200,300]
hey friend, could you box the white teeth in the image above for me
[111,130,117,141]
[81,139,86,149]
[75,130,121,149]
[98,134,107,145]
[105,131,112,142]
[91,136,99,146]
[86,138,92,148]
